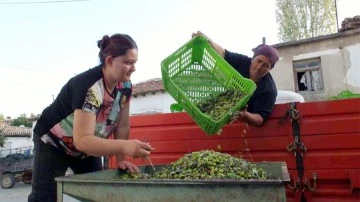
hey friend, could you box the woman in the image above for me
[28,34,152,202]
[192,31,279,127]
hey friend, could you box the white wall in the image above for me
[130,91,176,115]
[3,137,33,149]
[160,93,178,113]
[345,43,360,89]
[0,136,33,157]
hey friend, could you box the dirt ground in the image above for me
[0,181,79,202]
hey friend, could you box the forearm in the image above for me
[74,135,128,157]
[208,39,225,58]
[243,112,264,127]
[114,126,130,161]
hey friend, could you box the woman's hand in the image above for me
[229,105,264,127]
[192,31,209,40]
[230,106,249,123]
[191,31,225,58]
[117,160,140,174]
[236,107,249,121]
[122,139,152,158]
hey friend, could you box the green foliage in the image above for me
[276,0,337,42]
[10,113,32,128]
[0,113,4,121]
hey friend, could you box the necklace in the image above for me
[103,77,115,98]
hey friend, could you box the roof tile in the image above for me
[0,122,32,137]
[339,15,360,32]
[132,78,164,95]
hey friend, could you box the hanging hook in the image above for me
[288,179,300,192]
[306,173,317,192]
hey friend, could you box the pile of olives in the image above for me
[116,150,275,180]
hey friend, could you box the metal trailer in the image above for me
[0,147,33,189]
[56,162,290,202]
[107,99,360,201]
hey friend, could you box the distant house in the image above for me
[130,78,175,115]
[272,26,360,101]
[0,122,33,157]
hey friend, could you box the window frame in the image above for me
[293,57,324,92]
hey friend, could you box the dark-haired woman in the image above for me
[28,34,152,202]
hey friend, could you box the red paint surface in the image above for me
[109,98,360,201]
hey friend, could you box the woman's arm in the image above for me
[237,110,264,127]
[114,102,130,162]
[72,108,150,158]
[113,103,143,173]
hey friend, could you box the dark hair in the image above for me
[97,34,138,65]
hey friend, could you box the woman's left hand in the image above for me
[117,160,140,174]
[230,105,248,123]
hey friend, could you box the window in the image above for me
[293,58,324,92]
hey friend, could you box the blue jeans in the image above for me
[28,133,102,202]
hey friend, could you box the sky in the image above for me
[0,0,359,118]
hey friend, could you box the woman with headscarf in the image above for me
[192,31,280,127]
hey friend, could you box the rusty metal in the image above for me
[56,162,289,202]
[288,179,299,192]
[279,103,300,124]
[286,141,307,157]
[304,172,317,192]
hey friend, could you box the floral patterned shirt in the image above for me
[33,65,132,158]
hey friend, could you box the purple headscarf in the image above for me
[252,44,279,68]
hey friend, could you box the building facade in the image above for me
[0,122,33,157]
[272,28,360,101]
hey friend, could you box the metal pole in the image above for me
[335,0,339,31]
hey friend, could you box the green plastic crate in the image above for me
[161,36,256,135]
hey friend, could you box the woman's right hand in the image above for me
[123,139,152,158]
[192,31,209,40]
[192,31,225,58]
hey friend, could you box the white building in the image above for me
[272,27,360,101]
[130,78,176,115]
[0,122,33,157]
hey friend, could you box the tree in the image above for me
[11,113,32,128]
[0,113,4,121]
[276,0,337,42]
